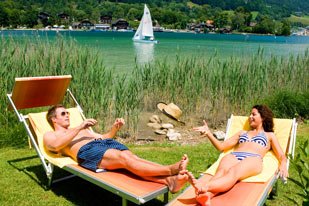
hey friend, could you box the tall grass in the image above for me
[1,35,308,146]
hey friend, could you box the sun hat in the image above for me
[157,102,185,125]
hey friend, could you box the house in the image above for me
[80,19,94,29]
[71,19,94,30]
[219,26,232,34]
[100,15,112,24]
[112,19,129,30]
[38,12,50,24]
[58,13,69,23]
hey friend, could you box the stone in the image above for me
[214,130,226,140]
[147,122,162,130]
[161,123,174,129]
[166,129,181,141]
[149,115,161,123]
[154,129,167,135]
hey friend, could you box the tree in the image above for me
[231,12,245,30]
[0,4,9,27]
[234,6,251,26]
[162,10,177,25]
[280,19,291,36]
[23,7,38,28]
[126,8,139,21]
[213,11,229,29]
[253,15,275,34]
[113,6,125,19]
[8,9,21,28]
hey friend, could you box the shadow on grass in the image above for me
[7,156,167,206]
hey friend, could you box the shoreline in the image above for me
[2,28,309,37]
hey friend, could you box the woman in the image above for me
[189,105,289,206]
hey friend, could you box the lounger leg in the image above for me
[47,164,54,188]
[164,192,169,204]
[122,198,128,206]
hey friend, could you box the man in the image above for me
[44,104,189,193]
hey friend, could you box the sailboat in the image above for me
[133,4,158,44]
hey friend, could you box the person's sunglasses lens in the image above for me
[61,111,70,116]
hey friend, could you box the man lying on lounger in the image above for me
[43,104,189,193]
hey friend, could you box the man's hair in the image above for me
[47,104,65,128]
[252,105,274,132]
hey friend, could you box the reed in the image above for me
[1,36,308,146]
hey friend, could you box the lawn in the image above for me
[287,15,309,26]
[0,123,307,205]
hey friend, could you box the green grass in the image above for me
[287,15,309,26]
[251,11,258,20]
[187,1,200,9]
[0,123,308,205]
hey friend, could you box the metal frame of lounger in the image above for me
[168,114,297,206]
[7,76,168,206]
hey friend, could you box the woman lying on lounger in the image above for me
[188,105,289,206]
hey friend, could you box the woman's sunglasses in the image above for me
[60,111,70,116]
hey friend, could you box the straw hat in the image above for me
[157,102,185,125]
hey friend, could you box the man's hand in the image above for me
[80,119,97,129]
[114,118,125,130]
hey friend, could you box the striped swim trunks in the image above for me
[230,152,263,161]
[77,138,129,172]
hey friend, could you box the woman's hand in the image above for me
[193,120,210,135]
[114,118,125,130]
[278,161,289,180]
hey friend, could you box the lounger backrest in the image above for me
[226,116,293,153]
[28,107,84,167]
[206,115,293,183]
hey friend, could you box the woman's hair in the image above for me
[47,104,65,128]
[252,105,274,132]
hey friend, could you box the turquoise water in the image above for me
[2,30,309,71]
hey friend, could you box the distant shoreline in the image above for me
[2,28,309,37]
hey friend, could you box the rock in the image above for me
[149,115,161,123]
[147,122,162,130]
[214,130,225,140]
[154,129,167,135]
[161,123,174,129]
[167,129,181,141]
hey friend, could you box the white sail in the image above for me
[133,4,157,43]
[141,4,154,37]
[133,15,144,40]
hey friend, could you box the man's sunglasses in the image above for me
[60,111,70,116]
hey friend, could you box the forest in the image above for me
[0,0,307,35]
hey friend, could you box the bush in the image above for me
[285,140,309,206]
[263,90,309,119]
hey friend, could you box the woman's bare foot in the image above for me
[196,192,211,206]
[186,171,200,191]
[167,172,188,193]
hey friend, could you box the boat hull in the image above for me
[133,38,158,44]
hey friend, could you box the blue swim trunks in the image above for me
[77,138,129,172]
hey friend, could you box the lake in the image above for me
[1,30,309,72]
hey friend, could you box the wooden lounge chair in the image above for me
[167,115,297,206]
[7,75,168,206]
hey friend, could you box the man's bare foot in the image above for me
[196,192,211,206]
[167,173,188,193]
[180,154,189,171]
[171,154,189,175]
